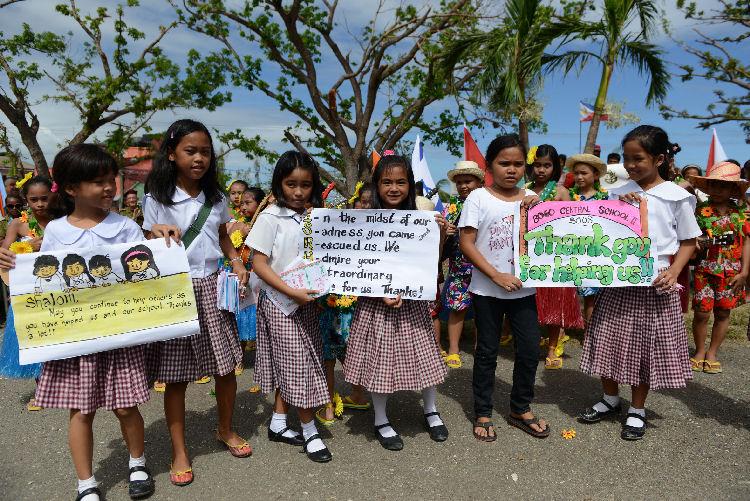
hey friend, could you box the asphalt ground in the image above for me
[0,337,748,501]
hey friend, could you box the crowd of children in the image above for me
[0,119,748,500]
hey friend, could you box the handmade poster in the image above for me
[10,239,199,364]
[300,209,439,299]
[264,259,329,316]
[514,200,656,288]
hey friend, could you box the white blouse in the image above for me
[245,204,303,274]
[41,212,145,252]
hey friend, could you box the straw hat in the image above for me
[689,161,750,198]
[447,160,485,182]
[415,195,436,211]
[565,153,607,175]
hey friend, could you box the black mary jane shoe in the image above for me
[621,413,647,441]
[128,465,155,499]
[423,412,449,442]
[301,434,332,463]
[75,486,102,501]
[374,422,403,451]
[578,399,621,423]
[268,426,305,446]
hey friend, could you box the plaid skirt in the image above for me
[146,272,242,383]
[580,287,692,389]
[254,293,328,408]
[35,346,149,415]
[344,298,446,393]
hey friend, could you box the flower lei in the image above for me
[696,200,747,238]
[19,211,43,238]
[526,181,557,202]
[324,294,357,312]
[569,183,607,201]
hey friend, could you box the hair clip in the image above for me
[170,131,174,139]
[383,150,395,156]
[51,182,58,193]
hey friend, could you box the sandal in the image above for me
[194,376,211,384]
[440,350,448,359]
[234,363,244,376]
[703,360,723,374]
[499,334,513,346]
[315,404,335,426]
[153,381,166,392]
[690,357,705,372]
[341,395,371,410]
[445,353,462,369]
[507,414,550,438]
[544,357,562,370]
[26,397,42,411]
[473,418,497,442]
[169,463,194,486]
[246,340,256,351]
[216,430,252,458]
[75,486,102,500]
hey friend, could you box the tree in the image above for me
[172,0,485,197]
[0,0,229,177]
[546,0,670,153]
[659,0,749,138]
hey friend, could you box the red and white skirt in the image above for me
[535,287,584,329]
[35,346,149,415]
[580,287,692,389]
[254,294,329,409]
[344,298,446,393]
[147,272,242,383]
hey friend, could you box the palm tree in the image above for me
[545,0,670,153]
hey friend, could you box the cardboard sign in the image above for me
[10,239,199,364]
[264,260,329,316]
[300,209,439,299]
[514,200,656,287]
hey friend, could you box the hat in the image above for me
[415,195,436,211]
[565,153,607,175]
[689,161,750,199]
[447,160,485,182]
[599,163,630,190]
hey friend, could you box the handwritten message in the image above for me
[300,209,439,299]
[10,239,199,364]
[514,200,657,287]
[265,260,329,316]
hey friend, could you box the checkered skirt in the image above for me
[254,294,329,408]
[580,287,692,389]
[146,272,242,383]
[344,298,446,393]
[35,346,149,415]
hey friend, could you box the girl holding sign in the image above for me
[144,119,251,485]
[579,125,701,441]
[247,151,333,463]
[344,153,451,451]
[458,134,549,441]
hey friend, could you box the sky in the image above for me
[1,0,747,187]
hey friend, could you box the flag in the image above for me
[463,125,492,185]
[579,101,608,122]
[0,175,7,217]
[706,128,728,170]
[411,135,443,212]
[371,149,381,172]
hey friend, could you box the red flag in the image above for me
[464,125,492,185]
[706,128,728,170]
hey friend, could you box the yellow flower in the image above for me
[573,194,582,201]
[230,230,244,248]
[15,172,33,189]
[9,241,33,254]
[333,392,343,418]
[562,429,576,439]
[448,204,457,214]
[526,146,538,165]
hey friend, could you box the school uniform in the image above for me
[581,181,702,389]
[34,212,150,414]
[143,188,242,382]
[246,204,329,409]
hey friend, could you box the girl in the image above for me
[247,151,333,463]
[144,119,251,486]
[0,175,54,411]
[688,161,750,374]
[62,254,95,290]
[566,153,609,333]
[344,153,450,451]
[121,245,160,281]
[579,125,701,441]
[458,134,549,441]
[525,145,582,369]
[227,179,249,221]
[441,161,484,369]
[2,144,155,501]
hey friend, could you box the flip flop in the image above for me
[315,404,335,426]
[690,357,705,372]
[445,354,462,369]
[473,419,497,442]
[507,414,550,438]
[703,361,723,374]
[544,357,562,370]
[342,395,371,410]
[169,463,194,486]
[216,430,252,458]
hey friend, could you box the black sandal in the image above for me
[374,422,403,451]
[507,414,550,438]
[128,465,155,499]
[300,433,332,463]
[75,486,102,501]
[473,419,497,442]
[621,413,647,441]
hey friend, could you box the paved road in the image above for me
[1,340,748,500]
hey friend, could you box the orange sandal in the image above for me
[169,463,194,486]
[216,431,252,457]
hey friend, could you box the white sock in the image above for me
[270,412,299,439]
[128,455,148,481]
[422,386,443,427]
[372,392,396,438]
[592,393,620,413]
[77,476,99,500]
[300,419,325,453]
[626,406,646,428]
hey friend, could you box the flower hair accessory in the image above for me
[16,172,33,189]
[383,150,395,156]
[226,178,240,191]
[526,146,538,165]
[348,181,365,204]
[51,182,58,193]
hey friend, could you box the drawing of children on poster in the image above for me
[121,245,160,282]
[89,255,123,287]
[61,254,95,291]
[33,255,65,293]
